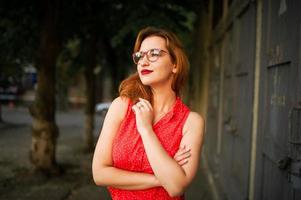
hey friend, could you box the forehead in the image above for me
[139,36,167,51]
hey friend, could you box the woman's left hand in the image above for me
[174,145,191,166]
[132,98,154,134]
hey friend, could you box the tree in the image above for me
[0,1,36,121]
[0,0,199,173]
[0,104,2,122]
[0,1,62,174]
[70,0,197,151]
[28,0,62,174]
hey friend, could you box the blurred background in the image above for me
[0,0,300,199]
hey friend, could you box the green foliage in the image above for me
[58,38,83,76]
[0,1,39,67]
[0,0,199,86]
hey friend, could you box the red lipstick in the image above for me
[141,69,153,75]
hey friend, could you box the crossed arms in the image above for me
[92,97,205,197]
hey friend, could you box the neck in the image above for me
[152,88,177,113]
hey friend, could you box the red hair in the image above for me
[119,27,189,104]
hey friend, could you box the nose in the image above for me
[139,55,149,67]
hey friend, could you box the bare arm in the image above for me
[92,97,160,190]
[133,98,205,197]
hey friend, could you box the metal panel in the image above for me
[256,0,301,199]
[262,63,293,200]
[220,28,235,198]
[219,3,256,199]
[206,0,301,199]
[264,63,291,162]
[206,44,223,172]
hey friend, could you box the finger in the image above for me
[139,98,152,110]
[178,148,191,156]
[177,159,188,166]
[174,150,191,160]
[176,145,185,153]
[137,101,148,111]
[135,102,145,111]
[177,151,191,161]
[144,99,153,109]
[174,154,181,161]
[183,148,191,154]
[138,100,151,111]
[178,160,188,166]
[181,151,192,159]
[132,105,140,114]
[175,151,191,162]
[174,146,188,159]
[175,146,185,155]
[178,145,187,152]
[174,150,183,159]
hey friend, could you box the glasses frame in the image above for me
[132,48,169,64]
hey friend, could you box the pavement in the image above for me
[0,105,214,200]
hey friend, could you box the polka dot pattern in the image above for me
[108,97,190,200]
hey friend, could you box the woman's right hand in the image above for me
[174,145,191,166]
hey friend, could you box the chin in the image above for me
[140,79,153,86]
[140,76,172,87]
[139,76,153,85]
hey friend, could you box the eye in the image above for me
[133,51,144,64]
[135,52,142,59]
[149,49,160,57]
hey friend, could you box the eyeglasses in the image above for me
[132,48,168,64]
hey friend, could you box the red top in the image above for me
[108,97,190,200]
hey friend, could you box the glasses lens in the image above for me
[147,49,160,62]
[133,52,142,64]
[133,49,163,64]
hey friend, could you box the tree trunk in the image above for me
[0,104,2,122]
[56,61,70,111]
[29,0,61,175]
[103,38,122,97]
[83,31,97,152]
[188,2,211,114]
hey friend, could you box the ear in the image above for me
[172,64,177,73]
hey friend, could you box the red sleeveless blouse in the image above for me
[108,97,190,200]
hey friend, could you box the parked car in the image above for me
[0,76,22,103]
[95,102,111,115]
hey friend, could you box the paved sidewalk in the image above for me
[0,106,214,200]
[0,106,109,200]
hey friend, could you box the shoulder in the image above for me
[187,112,205,125]
[111,96,129,107]
[106,96,130,122]
[183,111,205,136]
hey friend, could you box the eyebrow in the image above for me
[138,48,167,52]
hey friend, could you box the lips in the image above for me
[141,69,153,75]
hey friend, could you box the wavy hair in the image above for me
[119,27,189,104]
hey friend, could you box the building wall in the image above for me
[196,0,301,199]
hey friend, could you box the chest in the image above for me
[112,112,184,172]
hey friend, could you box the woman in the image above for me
[92,27,205,200]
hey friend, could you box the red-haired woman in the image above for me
[92,27,205,200]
